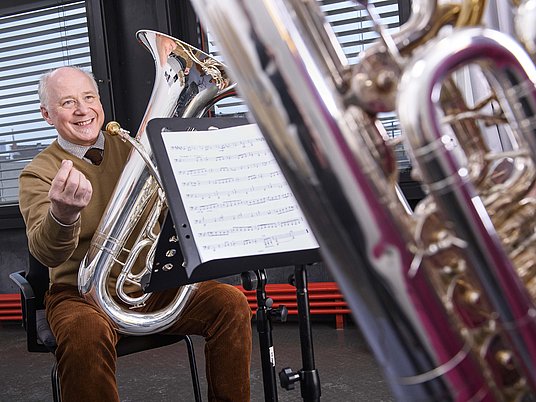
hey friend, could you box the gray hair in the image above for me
[38,66,99,108]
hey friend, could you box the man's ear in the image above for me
[40,106,53,126]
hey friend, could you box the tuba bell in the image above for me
[190,0,536,399]
[78,30,235,335]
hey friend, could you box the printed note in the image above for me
[161,124,319,262]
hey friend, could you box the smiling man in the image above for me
[40,66,105,146]
[18,66,252,402]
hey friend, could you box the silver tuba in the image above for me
[78,30,235,335]
[190,0,536,399]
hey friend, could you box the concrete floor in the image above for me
[0,318,394,402]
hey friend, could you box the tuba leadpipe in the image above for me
[78,30,235,335]
[190,0,536,399]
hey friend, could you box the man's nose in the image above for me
[74,101,90,114]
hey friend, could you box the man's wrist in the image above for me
[49,209,80,227]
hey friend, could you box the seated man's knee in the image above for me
[220,285,252,322]
[57,310,117,350]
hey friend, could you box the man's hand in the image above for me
[48,160,93,225]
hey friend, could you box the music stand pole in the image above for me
[295,264,321,401]
[279,264,321,401]
[242,270,279,402]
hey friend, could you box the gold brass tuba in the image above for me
[190,0,536,399]
[78,30,235,335]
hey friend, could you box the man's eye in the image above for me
[62,100,75,107]
[85,95,96,102]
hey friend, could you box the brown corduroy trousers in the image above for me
[45,280,253,402]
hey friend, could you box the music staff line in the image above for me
[170,137,265,152]
[185,182,287,199]
[174,150,269,164]
[197,218,303,237]
[201,229,311,252]
[189,193,293,211]
[192,205,298,226]
[175,160,275,176]
[181,171,281,187]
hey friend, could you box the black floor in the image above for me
[1,318,394,402]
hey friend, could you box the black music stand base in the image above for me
[279,264,321,402]
[242,265,321,402]
[241,270,282,402]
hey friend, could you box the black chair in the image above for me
[9,253,202,402]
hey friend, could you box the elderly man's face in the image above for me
[40,67,105,146]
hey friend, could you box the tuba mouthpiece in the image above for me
[105,121,122,136]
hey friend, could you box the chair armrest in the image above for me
[9,270,35,333]
[9,270,50,353]
[9,271,35,300]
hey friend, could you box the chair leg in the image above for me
[51,361,61,402]
[183,335,202,402]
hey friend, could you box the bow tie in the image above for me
[84,147,103,165]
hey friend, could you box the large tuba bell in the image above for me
[78,30,235,335]
[190,0,536,399]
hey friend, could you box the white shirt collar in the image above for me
[57,131,105,161]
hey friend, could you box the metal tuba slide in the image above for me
[78,30,235,335]
[190,0,536,399]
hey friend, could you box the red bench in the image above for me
[236,282,351,329]
[0,293,22,321]
[2,282,352,329]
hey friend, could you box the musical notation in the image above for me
[176,160,274,176]
[169,137,264,152]
[161,124,318,262]
[197,218,304,237]
[201,229,313,253]
[192,205,297,226]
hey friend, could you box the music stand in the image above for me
[146,117,321,401]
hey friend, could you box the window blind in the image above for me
[207,0,408,168]
[319,0,407,168]
[0,1,91,204]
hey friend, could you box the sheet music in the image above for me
[161,124,319,262]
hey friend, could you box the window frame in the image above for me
[0,0,109,228]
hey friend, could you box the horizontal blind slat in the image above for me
[0,31,88,55]
[0,22,88,44]
[0,61,92,85]
[0,11,87,37]
[0,50,91,74]
[208,0,409,167]
[0,1,83,26]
